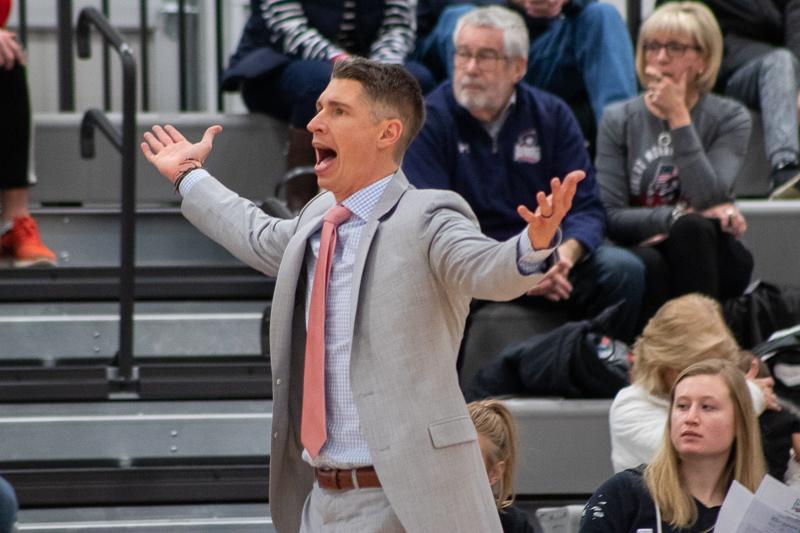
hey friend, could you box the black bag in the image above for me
[465,303,631,401]
[723,281,800,349]
[754,326,800,406]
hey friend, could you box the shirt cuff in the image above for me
[517,227,562,274]
[178,168,212,197]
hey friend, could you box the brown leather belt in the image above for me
[314,466,381,490]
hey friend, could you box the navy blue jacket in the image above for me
[221,0,386,90]
[403,81,605,249]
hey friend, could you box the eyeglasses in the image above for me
[643,41,700,58]
[454,48,508,71]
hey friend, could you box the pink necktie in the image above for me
[301,204,351,458]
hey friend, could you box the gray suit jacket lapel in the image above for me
[347,172,410,345]
[270,209,326,382]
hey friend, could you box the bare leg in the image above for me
[0,188,31,224]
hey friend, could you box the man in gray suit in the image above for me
[141,58,582,532]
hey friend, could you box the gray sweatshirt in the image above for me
[595,93,751,246]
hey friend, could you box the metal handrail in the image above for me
[57,0,74,111]
[76,7,138,387]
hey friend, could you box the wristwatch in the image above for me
[670,202,689,225]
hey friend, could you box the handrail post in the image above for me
[58,0,75,111]
[76,7,138,387]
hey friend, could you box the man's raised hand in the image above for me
[141,124,222,184]
[517,170,584,250]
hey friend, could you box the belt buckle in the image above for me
[351,468,360,490]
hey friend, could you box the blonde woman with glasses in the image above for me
[595,2,754,327]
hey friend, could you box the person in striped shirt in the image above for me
[221,0,434,211]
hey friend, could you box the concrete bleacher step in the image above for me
[22,206,242,268]
[32,113,287,205]
[0,301,263,362]
[0,207,275,302]
[17,504,274,532]
[0,400,271,507]
[0,400,270,463]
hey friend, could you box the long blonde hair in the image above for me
[468,399,518,510]
[635,2,723,94]
[645,359,766,528]
[632,294,741,397]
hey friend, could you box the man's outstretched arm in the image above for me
[141,124,222,185]
[141,124,294,278]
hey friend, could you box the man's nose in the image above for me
[307,112,323,133]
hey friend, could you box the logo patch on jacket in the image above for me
[514,129,541,164]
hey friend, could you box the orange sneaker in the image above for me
[1,216,57,267]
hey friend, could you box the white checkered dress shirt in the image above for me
[304,175,393,467]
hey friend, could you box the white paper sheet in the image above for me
[715,475,800,533]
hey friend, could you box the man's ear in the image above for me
[377,118,404,151]
[511,56,527,84]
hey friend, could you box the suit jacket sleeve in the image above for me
[180,175,297,277]
[420,192,548,301]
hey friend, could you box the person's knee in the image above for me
[0,477,18,531]
[669,214,716,243]
[578,2,625,25]
[439,4,477,30]
[404,61,436,94]
[575,2,626,31]
[283,60,333,99]
[760,49,799,81]
[590,245,645,296]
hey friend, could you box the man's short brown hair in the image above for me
[332,58,425,158]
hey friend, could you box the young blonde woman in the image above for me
[468,400,534,533]
[609,293,777,472]
[581,359,766,532]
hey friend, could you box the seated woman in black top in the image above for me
[469,399,534,533]
[580,359,765,532]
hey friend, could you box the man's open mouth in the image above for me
[314,146,337,173]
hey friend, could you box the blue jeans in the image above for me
[242,59,435,128]
[566,243,645,343]
[724,48,800,168]
[0,477,17,533]
[417,3,636,125]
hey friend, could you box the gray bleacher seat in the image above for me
[459,302,566,390]
[32,113,287,205]
[734,111,771,198]
[739,200,800,287]
[506,398,614,496]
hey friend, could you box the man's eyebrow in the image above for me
[317,98,353,111]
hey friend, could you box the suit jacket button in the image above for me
[275,378,282,386]
[273,432,278,439]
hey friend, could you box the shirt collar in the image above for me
[482,89,517,139]
[339,173,394,222]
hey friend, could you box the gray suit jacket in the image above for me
[182,170,548,532]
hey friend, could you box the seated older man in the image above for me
[404,5,644,343]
